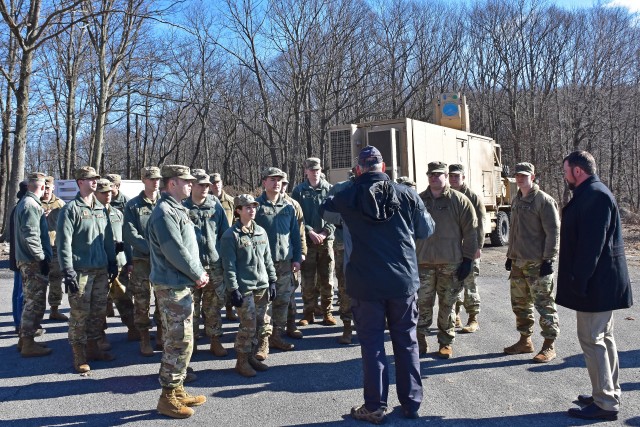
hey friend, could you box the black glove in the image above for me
[456,258,473,281]
[268,281,277,302]
[505,258,512,271]
[540,260,554,277]
[63,269,79,295]
[39,259,50,277]
[108,264,119,283]
[230,289,244,307]
[115,241,125,254]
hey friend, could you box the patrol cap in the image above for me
[261,167,286,180]
[358,146,383,167]
[396,176,416,187]
[74,166,100,180]
[448,164,465,175]
[304,157,322,170]
[44,176,55,188]
[96,178,113,193]
[141,166,162,180]
[27,172,46,183]
[281,172,289,184]
[191,168,210,184]
[210,173,222,183]
[514,162,535,176]
[104,174,122,185]
[234,194,259,208]
[161,164,196,180]
[427,161,447,174]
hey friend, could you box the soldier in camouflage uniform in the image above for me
[40,176,68,321]
[281,173,306,340]
[254,167,302,359]
[183,169,229,357]
[209,172,238,321]
[416,162,477,359]
[448,164,486,333]
[220,194,277,378]
[505,162,560,363]
[396,176,416,188]
[57,166,118,373]
[123,166,162,356]
[148,165,208,419]
[105,174,129,212]
[292,157,336,326]
[15,172,53,357]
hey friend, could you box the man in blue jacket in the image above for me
[322,146,434,424]
[557,150,633,421]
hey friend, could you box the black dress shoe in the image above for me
[568,403,618,421]
[578,394,594,405]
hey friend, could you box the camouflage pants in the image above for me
[154,285,194,388]
[266,261,294,334]
[417,263,463,345]
[509,261,560,339]
[235,288,269,354]
[287,271,301,324]
[335,242,352,322]
[192,287,203,333]
[68,268,109,345]
[104,268,135,330]
[18,261,48,338]
[301,240,334,315]
[130,259,159,331]
[455,259,481,316]
[47,252,63,307]
[201,266,225,338]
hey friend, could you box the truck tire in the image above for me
[490,211,509,246]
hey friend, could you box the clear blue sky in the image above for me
[552,0,639,12]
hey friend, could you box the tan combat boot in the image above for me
[532,338,556,363]
[323,312,338,326]
[297,308,315,326]
[226,304,238,321]
[504,335,535,355]
[49,306,68,321]
[254,336,269,361]
[17,337,48,352]
[286,319,303,339]
[461,314,479,334]
[86,339,115,361]
[209,336,228,357]
[174,384,206,406]
[140,330,154,356]
[155,325,164,350]
[20,337,52,358]
[438,343,453,359]
[455,313,462,328]
[337,320,352,345]
[72,344,91,373]
[417,332,428,355]
[157,387,194,418]
[235,352,256,377]
[269,328,295,351]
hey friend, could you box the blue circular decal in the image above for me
[442,102,458,117]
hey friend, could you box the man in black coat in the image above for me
[557,150,633,421]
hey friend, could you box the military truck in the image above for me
[326,93,514,246]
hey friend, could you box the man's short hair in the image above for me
[563,150,597,175]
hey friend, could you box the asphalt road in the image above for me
[0,245,638,426]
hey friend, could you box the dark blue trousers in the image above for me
[351,293,422,412]
[12,272,24,330]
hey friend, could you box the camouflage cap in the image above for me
[104,174,122,185]
[26,172,46,182]
[304,157,322,170]
[210,173,222,183]
[514,162,535,176]
[427,161,447,174]
[191,168,210,184]
[281,172,289,184]
[74,166,100,180]
[448,164,465,175]
[161,164,196,180]
[44,176,55,188]
[358,146,383,167]
[261,166,286,180]
[96,178,113,193]
[396,176,416,187]
[141,166,162,180]
[234,194,259,208]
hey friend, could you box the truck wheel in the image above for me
[490,211,509,246]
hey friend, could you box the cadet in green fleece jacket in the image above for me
[220,194,277,378]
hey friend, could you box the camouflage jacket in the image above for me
[416,185,478,265]
[183,195,229,269]
[123,190,157,260]
[107,205,132,269]
[41,194,65,249]
[456,183,486,249]
[147,193,205,289]
[56,192,116,272]
[292,178,335,241]
[217,190,235,227]
[507,184,560,263]
[220,220,277,294]
[255,192,302,263]
[15,192,53,263]
[283,193,307,257]
[110,191,129,214]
